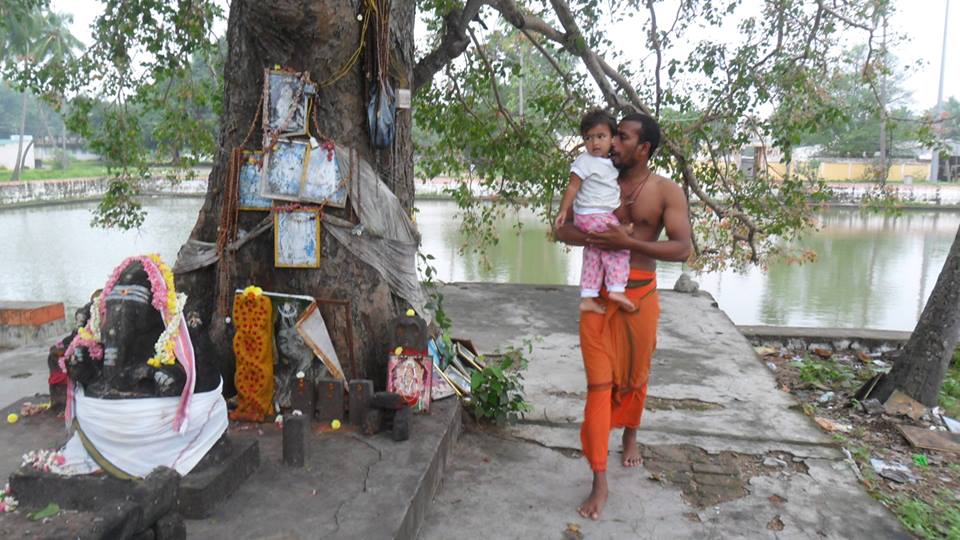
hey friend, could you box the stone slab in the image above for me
[177,436,259,519]
[420,283,908,538]
[10,466,179,529]
[187,397,461,540]
[0,500,143,540]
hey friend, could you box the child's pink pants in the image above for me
[574,212,630,297]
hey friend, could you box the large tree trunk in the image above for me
[175,0,416,388]
[871,224,960,406]
[11,91,28,181]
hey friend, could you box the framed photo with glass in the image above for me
[274,208,321,268]
[261,140,309,201]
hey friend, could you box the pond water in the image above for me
[1,197,956,331]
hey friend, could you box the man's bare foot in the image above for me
[622,428,643,467]
[607,292,636,313]
[579,298,606,313]
[577,472,608,521]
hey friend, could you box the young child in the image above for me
[555,110,635,314]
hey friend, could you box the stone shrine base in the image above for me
[0,393,462,539]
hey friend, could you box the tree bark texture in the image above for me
[872,224,960,406]
[176,0,416,387]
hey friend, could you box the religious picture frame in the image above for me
[296,302,346,381]
[429,338,456,401]
[274,208,321,268]
[300,144,348,207]
[387,352,432,412]
[434,366,462,399]
[262,69,314,137]
[448,354,471,379]
[456,342,485,371]
[442,364,471,396]
[237,150,272,211]
[261,140,309,201]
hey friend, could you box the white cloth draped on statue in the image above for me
[58,381,228,478]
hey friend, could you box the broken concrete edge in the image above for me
[738,325,912,352]
[332,398,464,540]
[397,402,462,540]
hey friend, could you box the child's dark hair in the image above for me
[579,109,617,136]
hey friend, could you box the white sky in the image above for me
[53,0,959,112]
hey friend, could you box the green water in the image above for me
[1,198,956,331]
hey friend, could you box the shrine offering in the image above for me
[231,286,275,422]
[386,349,432,412]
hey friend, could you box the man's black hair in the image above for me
[579,109,617,136]
[620,112,661,157]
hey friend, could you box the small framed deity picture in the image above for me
[296,302,346,381]
[301,144,348,207]
[262,140,309,201]
[428,338,456,401]
[274,208,321,268]
[455,342,485,371]
[387,352,432,412]
[433,366,461,399]
[263,69,315,137]
[442,364,471,396]
[238,150,272,211]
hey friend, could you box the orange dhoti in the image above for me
[580,268,659,472]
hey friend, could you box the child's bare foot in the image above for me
[607,292,636,313]
[579,298,606,313]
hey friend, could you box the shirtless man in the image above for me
[555,112,692,520]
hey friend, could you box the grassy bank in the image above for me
[1,162,109,181]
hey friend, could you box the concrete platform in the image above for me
[188,398,461,539]
[422,283,908,539]
[0,392,461,540]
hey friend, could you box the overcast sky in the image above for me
[52,0,958,113]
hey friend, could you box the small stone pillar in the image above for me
[290,371,315,418]
[282,414,308,467]
[316,379,344,422]
[348,379,374,426]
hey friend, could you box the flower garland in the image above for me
[60,292,104,372]
[0,483,17,513]
[21,449,66,474]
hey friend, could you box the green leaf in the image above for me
[28,502,60,521]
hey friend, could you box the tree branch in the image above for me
[467,26,520,132]
[645,0,662,116]
[815,0,875,31]
[412,0,489,94]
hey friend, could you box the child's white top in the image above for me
[571,152,620,214]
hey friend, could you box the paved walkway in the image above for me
[423,283,907,539]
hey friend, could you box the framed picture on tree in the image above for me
[262,69,314,138]
[274,208,321,268]
[301,143,347,207]
[238,150,272,211]
[261,140,309,201]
